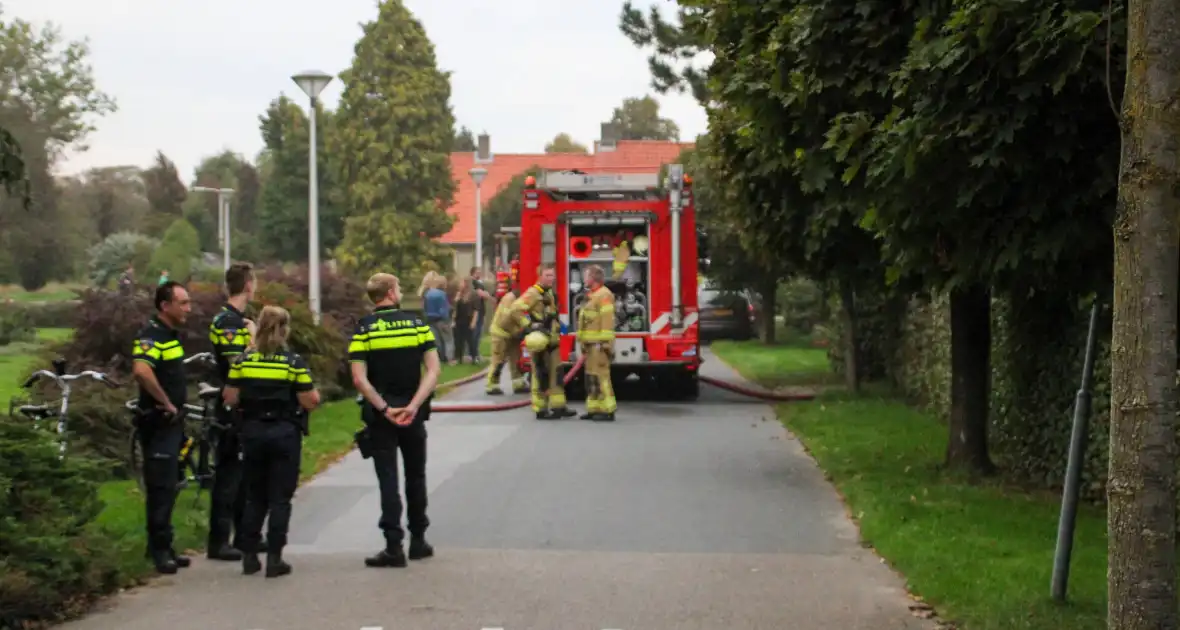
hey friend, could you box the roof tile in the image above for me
[440,140,694,244]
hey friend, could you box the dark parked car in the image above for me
[697,285,755,341]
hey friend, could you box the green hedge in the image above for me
[833,289,1112,500]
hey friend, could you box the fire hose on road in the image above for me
[697,374,816,402]
[423,357,814,412]
[427,356,586,413]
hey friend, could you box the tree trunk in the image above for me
[760,278,777,344]
[839,279,860,393]
[1107,0,1180,623]
[944,283,995,475]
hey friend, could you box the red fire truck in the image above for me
[515,165,702,400]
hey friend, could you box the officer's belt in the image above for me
[238,405,294,420]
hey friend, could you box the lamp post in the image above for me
[292,69,333,324]
[469,167,488,271]
[192,186,234,271]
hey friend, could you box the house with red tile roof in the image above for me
[442,131,694,273]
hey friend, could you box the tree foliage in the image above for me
[87,231,158,286]
[618,1,709,103]
[147,218,200,280]
[544,133,588,154]
[331,0,456,280]
[694,0,1123,471]
[453,125,477,151]
[0,8,116,159]
[609,95,681,141]
[255,95,343,262]
[141,151,187,235]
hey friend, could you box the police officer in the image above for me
[485,284,529,395]
[222,305,320,578]
[131,281,193,574]
[515,264,577,420]
[577,265,617,421]
[205,262,258,561]
[350,273,442,568]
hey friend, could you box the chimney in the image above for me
[476,132,491,163]
[598,122,620,152]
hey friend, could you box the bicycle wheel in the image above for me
[128,427,146,493]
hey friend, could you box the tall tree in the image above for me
[0,117,60,289]
[331,0,456,282]
[141,151,187,235]
[68,165,147,239]
[255,95,343,262]
[453,125,477,151]
[0,9,116,160]
[0,124,26,204]
[544,133,588,154]
[609,95,680,141]
[1107,0,1180,624]
[618,2,709,103]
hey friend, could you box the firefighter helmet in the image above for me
[524,330,549,353]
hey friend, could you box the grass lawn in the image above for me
[0,328,75,407]
[712,345,1107,630]
[0,282,83,303]
[710,337,839,387]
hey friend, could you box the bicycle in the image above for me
[10,357,121,458]
[126,352,227,500]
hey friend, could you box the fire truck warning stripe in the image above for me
[651,312,670,334]
[682,311,699,329]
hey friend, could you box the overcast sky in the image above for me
[4,0,708,181]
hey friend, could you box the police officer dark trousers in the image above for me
[207,262,258,560]
[223,305,320,578]
[131,281,194,575]
[350,272,443,568]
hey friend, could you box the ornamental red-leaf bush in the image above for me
[37,269,360,467]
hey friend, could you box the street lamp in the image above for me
[192,186,234,272]
[469,167,488,271]
[292,69,333,324]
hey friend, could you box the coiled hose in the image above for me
[429,356,586,413]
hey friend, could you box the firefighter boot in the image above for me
[265,551,292,578]
[550,407,578,418]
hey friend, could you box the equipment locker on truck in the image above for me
[515,165,702,400]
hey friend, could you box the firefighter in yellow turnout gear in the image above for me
[577,265,617,421]
[516,265,576,420]
[485,289,528,395]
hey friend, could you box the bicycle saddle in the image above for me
[197,382,222,400]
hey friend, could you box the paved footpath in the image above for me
[63,348,932,630]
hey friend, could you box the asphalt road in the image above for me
[63,348,931,630]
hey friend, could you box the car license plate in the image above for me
[712,308,732,316]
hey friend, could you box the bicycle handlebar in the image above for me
[184,353,216,366]
[23,369,120,390]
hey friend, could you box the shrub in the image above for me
[87,232,159,287]
[0,305,35,346]
[0,419,123,627]
[146,219,201,281]
[20,300,78,328]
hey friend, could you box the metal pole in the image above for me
[223,196,231,272]
[216,190,224,248]
[474,182,483,272]
[500,234,509,269]
[308,96,321,324]
[1050,300,1102,601]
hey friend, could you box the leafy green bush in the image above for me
[0,305,35,346]
[87,232,159,287]
[0,419,123,627]
[777,277,827,337]
[20,300,78,328]
[146,219,200,281]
